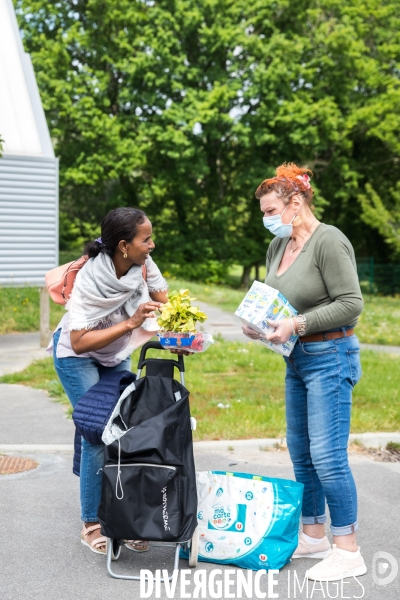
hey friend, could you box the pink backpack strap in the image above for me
[45,255,88,305]
[47,257,147,305]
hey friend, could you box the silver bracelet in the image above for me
[296,315,307,336]
[289,318,296,336]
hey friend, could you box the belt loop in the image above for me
[323,332,328,341]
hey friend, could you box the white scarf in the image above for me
[66,253,167,359]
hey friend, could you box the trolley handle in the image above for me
[137,341,185,373]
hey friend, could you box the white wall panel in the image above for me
[0,155,58,286]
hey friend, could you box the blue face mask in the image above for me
[263,206,294,238]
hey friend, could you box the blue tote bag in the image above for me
[181,470,303,571]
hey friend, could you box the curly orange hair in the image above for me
[255,162,314,206]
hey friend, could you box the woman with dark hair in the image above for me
[49,207,168,555]
[243,163,367,582]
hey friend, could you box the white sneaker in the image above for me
[306,544,367,581]
[292,531,332,559]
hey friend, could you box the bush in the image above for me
[160,260,232,285]
[59,212,100,253]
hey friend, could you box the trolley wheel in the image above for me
[188,527,199,567]
[106,538,122,561]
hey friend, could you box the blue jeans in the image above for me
[284,332,362,536]
[53,329,131,522]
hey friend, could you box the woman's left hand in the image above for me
[265,319,294,345]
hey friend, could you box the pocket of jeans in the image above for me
[347,349,362,386]
[300,341,337,356]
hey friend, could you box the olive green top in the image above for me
[265,224,363,335]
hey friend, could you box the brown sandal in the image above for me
[124,540,150,553]
[81,523,107,555]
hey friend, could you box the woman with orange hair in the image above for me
[243,163,366,582]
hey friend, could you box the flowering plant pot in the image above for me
[157,289,207,332]
[157,331,214,353]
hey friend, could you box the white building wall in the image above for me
[0,0,59,286]
[0,155,58,285]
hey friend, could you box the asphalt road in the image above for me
[1,384,399,600]
[1,446,399,600]
[1,305,400,600]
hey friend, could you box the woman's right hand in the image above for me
[127,301,163,330]
[242,324,263,340]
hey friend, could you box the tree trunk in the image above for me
[241,265,251,289]
[255,262,260,281]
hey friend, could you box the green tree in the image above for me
[359,183,400,256]
[15,0,400,282]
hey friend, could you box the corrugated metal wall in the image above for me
[0,154,58,286]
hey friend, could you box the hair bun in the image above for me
[275,162,313,183]
[255,162,314,206]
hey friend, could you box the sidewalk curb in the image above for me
[1,432,399,455]
[0,444,74,453]
[348,432,400,448]
[360,343,400,354]
[194,432,400,451]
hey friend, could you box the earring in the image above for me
[292,215,303,227]
[123,253,128,259]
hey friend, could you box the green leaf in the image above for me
[157,289,208,332]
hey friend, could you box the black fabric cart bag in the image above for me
[98,375,197,543]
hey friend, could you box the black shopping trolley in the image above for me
[98,341,199,580]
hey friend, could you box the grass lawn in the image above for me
[1,339,399,439]
[166,280,400,347]
[2,279,398,346]
[168,278,245,314]
[356,295,400,346]
[0,287,65,334]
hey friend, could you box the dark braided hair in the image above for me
[84,207,147,258]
